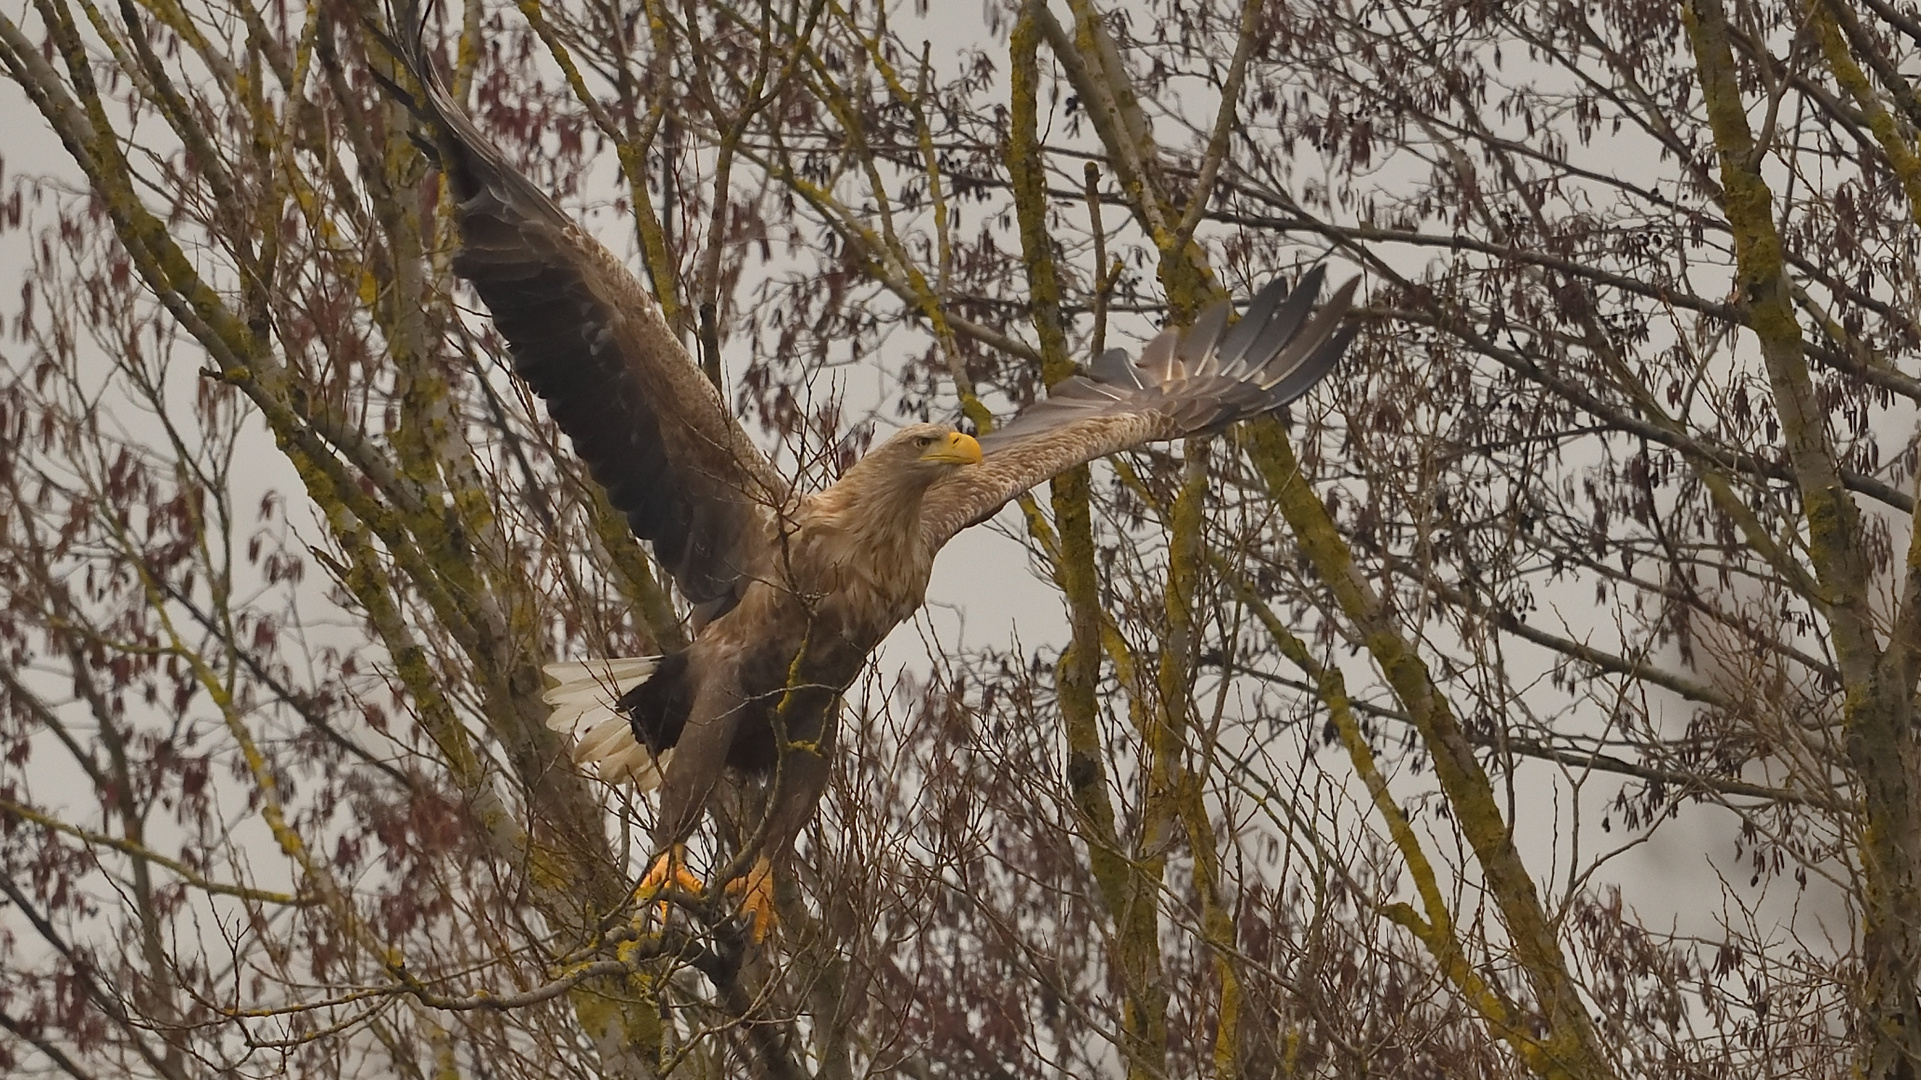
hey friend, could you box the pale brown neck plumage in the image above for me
[812,457,940,562]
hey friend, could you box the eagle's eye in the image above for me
[914,434,936,448]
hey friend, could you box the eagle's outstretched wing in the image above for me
[920,267,1358,546]
[392,17,785,615]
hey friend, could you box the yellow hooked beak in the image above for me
[922,431,983,465]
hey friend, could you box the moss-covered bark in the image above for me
[1247,423,1616,1080]
[2,4,670,1072]
[1689,2,1921,1075]
[1010,8,1168,1075]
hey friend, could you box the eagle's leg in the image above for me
[723,854,776,942]
[636,844,704,924]
[719,720,835,943]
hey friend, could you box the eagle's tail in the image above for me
[542,658,674,790]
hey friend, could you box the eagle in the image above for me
[390,24,1357,940]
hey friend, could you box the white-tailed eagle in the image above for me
[391,24,1357,940]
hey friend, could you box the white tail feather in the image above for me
[542,657,670,792]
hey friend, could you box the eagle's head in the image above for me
[818,422,983,553]
[877,422,983,473]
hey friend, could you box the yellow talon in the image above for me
[636,847,774,942]
[636,846,704,924]
[724,855,777,943]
